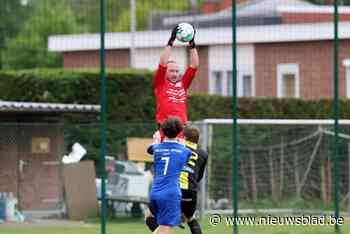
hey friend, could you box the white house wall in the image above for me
[208,44,255,96]
[133,47,187,72]
[209,44,254,70]
[49,22,350,52]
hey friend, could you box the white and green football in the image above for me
[176,23,195,43]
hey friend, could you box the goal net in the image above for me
[195,119,350,216]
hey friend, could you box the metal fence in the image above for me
[1,1,350,234]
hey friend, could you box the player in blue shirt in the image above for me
[147,117,192,234]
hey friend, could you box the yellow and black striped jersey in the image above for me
[180,141,208,191]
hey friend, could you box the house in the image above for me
[150,0,314,30]
[48,1,350,99]
[0,101,99,214]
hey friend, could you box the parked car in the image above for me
[96,158,149,200]
[108,160,149,199]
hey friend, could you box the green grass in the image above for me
[0,217,349,234]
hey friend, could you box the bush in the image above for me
[0,68,348,121]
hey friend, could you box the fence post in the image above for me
[199,121,209,219]
[333,0,340,233]
[99,0,107,233]
[231,1,239,234]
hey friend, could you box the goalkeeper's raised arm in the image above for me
[188,27,199,69]
[159,26,178,66]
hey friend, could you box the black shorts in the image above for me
[181,190,197,219]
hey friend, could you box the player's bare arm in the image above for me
[189,47,199,69]
[188,28,199,69]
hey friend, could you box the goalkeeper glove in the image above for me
[189,26,196,49]
[167,25,179,47]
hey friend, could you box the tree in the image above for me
[1,0,203,69]
[2,1,79,69]
[65,0,193,32]
[111,0,191,32]
[63,0,130,33]
[0,0,31,69]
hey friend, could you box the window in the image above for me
[238,72,253,97]
[242,75,252,97]
[282,74,295,97]
[277,64,300,98]
[227,71,233,96]
[213,71,223,95]
[344,59,350,98]
[210,70,254,97]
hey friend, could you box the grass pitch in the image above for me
[0,216,348,234]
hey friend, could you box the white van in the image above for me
[107,160,149,199]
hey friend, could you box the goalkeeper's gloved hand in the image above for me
[189,25,196,49]
[167,25,179,47]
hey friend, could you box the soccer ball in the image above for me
[176,23,195,43]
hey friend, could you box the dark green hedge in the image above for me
[0,69,155,121]
[0,69,349,120]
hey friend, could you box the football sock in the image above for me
[145,216,158,232]
[188,219,202,234]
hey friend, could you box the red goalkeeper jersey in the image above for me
[154,64,197,124]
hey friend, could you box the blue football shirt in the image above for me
[148,141,191,200]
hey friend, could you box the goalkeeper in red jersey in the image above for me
[153,25,199,141]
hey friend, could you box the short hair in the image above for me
[161,117,183,139]
[167,60,177,64]
[184,125,200,144]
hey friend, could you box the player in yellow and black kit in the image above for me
[145,125,208,234]
[179,125,208,234]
